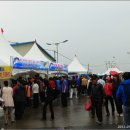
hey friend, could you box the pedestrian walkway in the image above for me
[0,96,123,129]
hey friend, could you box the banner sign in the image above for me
[49,63,68,72]
[12,57,46,70]
[0,66,12,79]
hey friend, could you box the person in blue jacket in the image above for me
[61,76,69,107]
[116,72,130,126]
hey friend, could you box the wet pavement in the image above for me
[0,95,123,129]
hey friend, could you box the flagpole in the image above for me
[0,28,6,40]
[0,28,10,43]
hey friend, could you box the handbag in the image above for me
[85,97,92,111]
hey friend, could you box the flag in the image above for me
[1,28,4,34]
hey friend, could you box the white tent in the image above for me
[24,43,51,62]
[68,56,87,73]
[0,34,22,65]
[0,59,8,66]
[104,68,123,75]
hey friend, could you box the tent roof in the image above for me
[10,41,56,62]
[24,43,51,62]
[68,56,87,73]
[10,41,34,46]
[0,35,22,65]
[104,68,122,75]
[0,59,8,66]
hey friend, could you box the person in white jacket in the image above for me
[32,80,39,108]
[2,80,15,126]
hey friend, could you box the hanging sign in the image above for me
[12,57,46,70]
[49,63,68,72]
[0,66,12,79]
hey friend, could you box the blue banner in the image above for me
[49,63,68,72]
[12,57,46,70]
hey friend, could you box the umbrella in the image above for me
[110,71,120,75]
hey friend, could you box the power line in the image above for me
[90,64,105,67]
[45,48,130,69]
[45,49,105,68]
[58,52,72,61]
[44,49,72,61]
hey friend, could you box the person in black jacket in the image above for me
[87,75,105,125]
[13,80,26,120]
[69,76,76,99]
[42,78,57,120]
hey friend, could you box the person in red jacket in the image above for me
[49,78,56,90]
[104,76,115,116]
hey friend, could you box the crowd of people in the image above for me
[0,72,130,127]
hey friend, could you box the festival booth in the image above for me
[0,34,49,78]
[104,68,123,76]
[68,56,87,76]
[23,42,68,77]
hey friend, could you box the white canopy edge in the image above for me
[0,34,22,65]
[24,43,51,63]
[104,68,123,75]
[68,56,87,73]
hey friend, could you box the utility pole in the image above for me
[87,64,89,74]
[105,62,108,70]
[46,40,68,63]
[54,50,56,61]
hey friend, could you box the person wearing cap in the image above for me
[116,72,130,126]
[87,75,105,125]
[104,76,115,116]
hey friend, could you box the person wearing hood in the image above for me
[116,72,130,126]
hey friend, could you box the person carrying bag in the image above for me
[85,96,92,111]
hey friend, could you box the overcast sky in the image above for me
[1,1,130,73]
